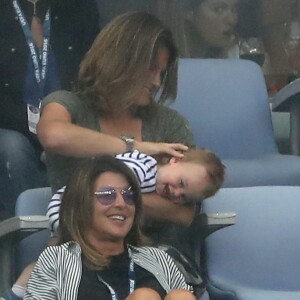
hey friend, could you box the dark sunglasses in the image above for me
[94,186,135,206]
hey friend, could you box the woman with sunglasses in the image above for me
[24,155,196,300]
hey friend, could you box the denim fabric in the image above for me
[0,129,48,215]
[0,289,22,300]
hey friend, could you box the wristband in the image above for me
[120,135,135,152]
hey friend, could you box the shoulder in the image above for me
[40,241,72,253]
[116,151,157,176]
[36,242,81,272]
[39,242,80,260]
[50,186,66,200]
[131,246,192,291]
[42,91,89,117]
[131,246,176,275]
[42,91,81,107]
[116,150,157,164]
[131,245,172,263]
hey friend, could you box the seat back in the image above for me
[202,186,300,299]
[15,187,52,273]
[172,59,278,159]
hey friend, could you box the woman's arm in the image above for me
[142,193,195,226]
[24,249,59,299]
[37,103,188,158]
[47,186,66,234]
[37,103,128,157]
[25,244,81,299]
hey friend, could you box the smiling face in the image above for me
[135,47,170,106]
[156,159,210,202]
[190,0,238,49]
[86,171,136,245]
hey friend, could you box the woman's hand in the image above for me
[135,141,188,158]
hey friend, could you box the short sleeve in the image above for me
[116,151,157,193]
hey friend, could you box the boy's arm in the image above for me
[116,151,157,193]
[46,186,66,234]
[141,192,196,226]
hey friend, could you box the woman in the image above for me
[24,155,196,300]
[37,11,195,225]
[155,0,239,58]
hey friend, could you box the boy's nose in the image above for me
[173,188,183,198]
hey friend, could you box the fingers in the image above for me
[166,143,188,158]
[168,148,185,158]
[171,143,189,151]
[136,141,188,157]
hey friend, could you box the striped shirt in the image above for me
[116,151,157,193]
[24,242,192,299]
[46,150,157,233]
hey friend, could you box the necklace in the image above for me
[27,0,39,15]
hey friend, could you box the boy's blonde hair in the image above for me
[181,147,225,200]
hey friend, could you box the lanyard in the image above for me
[12,0,50,104]
[97,259,135,300]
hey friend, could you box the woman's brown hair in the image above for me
[58,155,146,269]
[76,11,178,116]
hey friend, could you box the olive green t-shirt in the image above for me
[41,91,195,192]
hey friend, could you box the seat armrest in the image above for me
[0,216,49,242]
[192,212,236,239]
[272,79,300,112]
[198,212,236,225]
[182,212,236,268]
[0,216,49,293]
[271,79,300,155]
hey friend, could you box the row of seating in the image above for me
[173,59,300,299]
[1,59,300,299]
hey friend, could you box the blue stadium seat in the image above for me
[172,58,300,187]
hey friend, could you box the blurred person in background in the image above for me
[154,0,239,58]
[0,0,99,218]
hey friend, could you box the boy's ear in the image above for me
[169,157,181,164]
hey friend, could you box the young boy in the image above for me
[47,147,225,233]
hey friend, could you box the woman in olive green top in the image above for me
[38,11,196,226]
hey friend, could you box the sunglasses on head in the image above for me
[94,186,135,206]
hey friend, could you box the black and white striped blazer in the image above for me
[24,242,192,299]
